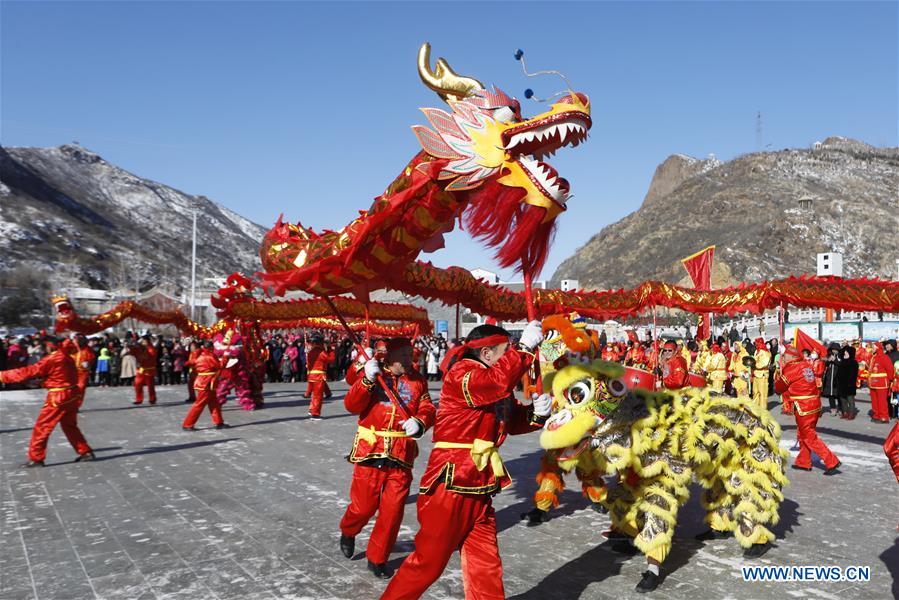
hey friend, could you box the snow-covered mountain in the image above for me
[0,144,268,291]
[552,137,899,289]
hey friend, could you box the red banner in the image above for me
[793,327,826,357]
[681,246,715,340]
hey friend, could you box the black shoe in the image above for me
[74,451,96,462]
[591,503,609,515]
[22,460,44,468]
[214,423,231,430]
[131,401,142,405]
[610,540,639,555]
[182,426,197,432]
[695,528,732,541]
[635,570,661,593]
[339,534,355,558]
[367,561,393,579]
[790,464,812,472]
[185,399,193,403]
[823,461,841,476]
[520,507,548,527]
[743,541,773,558]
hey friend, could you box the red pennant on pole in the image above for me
[793,327,826,357]
[682,246,715,340]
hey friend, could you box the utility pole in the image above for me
[190,210,197,321]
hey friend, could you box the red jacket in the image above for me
[306,346,334,382]
[133,345,157,373]
[419,348,542,495]
[774,360,820,415]
[344,369,436,469]
[187,349,220,391]
[1,348,78,389]
[868,352,894,390]
[662,355,689,390]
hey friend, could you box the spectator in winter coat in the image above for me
[120,345,137,385]
[821,344,841,415]
[836,345,859,419]
[108,343,122,386]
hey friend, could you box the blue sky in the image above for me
[2,1,896,281]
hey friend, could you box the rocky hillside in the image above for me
[552,137,899,290]
[0,144,267,292]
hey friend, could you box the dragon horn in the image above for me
[418,43,484,103]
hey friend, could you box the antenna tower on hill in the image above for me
[756,111,763,151]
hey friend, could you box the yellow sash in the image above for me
[357,425,408,444]
[434,439,505,478]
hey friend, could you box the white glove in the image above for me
[590,436,603,448]
[363,358,381,381]
[401,418,422,437]
[532,392,552,417]
[519,320,545,351]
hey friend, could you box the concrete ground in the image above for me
[1,381,897,600]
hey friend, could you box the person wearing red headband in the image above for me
[0,335,94,466]
[752,338,772,411]
[660,340,689,390]
[774,345,841,475]
[706,343,728,393]
[381,321,550,600]
[69,334,95,410]
[868,343,894,423]
[339,338,436,579]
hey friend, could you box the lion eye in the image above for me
[566,381,592,405]
[608,377,627,397]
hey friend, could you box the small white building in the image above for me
[817,252,843,277]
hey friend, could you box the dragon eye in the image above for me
[608,377,627,397]
[566,381,592,406]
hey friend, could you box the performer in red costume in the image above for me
[185,341,200,403]
[775,345,841,475]
[305,334,334,419]
[346,341,387,386]
[380,321,550,600]
[338,338,436,579]
[70,335,95,409]
[659,340,689,390]
[868,343,894,423]
[885,420,899,482]
[131,336,158,405]
[182,341,228,430]
[0,335,94,467]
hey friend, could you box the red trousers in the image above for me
[870,388,890,421]
[884,420,899,482]
[76,370,90,408]
[134,371,157,404]
[339,464,413,564]
[794,411,839,470]
[307,380,326,416]
[381,485,503,600]
[182,386,223,428]
[29,391,91,462]
[187,371,197,402]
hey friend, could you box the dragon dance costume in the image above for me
[182,347,224,429]
[305,341,334,418]
[214,329,255,411]
[339,364,435,571]
[382,340,546,600]
[132,341,157,405]
[0,339,93,464]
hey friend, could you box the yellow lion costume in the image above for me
[540,358,789,592]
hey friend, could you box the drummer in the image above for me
[659,340,690,390]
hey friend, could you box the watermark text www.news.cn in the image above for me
[741,565,870,582]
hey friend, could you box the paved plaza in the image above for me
[1,381,897,600]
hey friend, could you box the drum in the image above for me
[624,366,655,391]
[687,372,707,388]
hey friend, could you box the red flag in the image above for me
[793,328,826,357]
[681,246,715,340]
[681,246,715,290]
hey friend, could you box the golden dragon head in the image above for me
[414,43,591,223]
